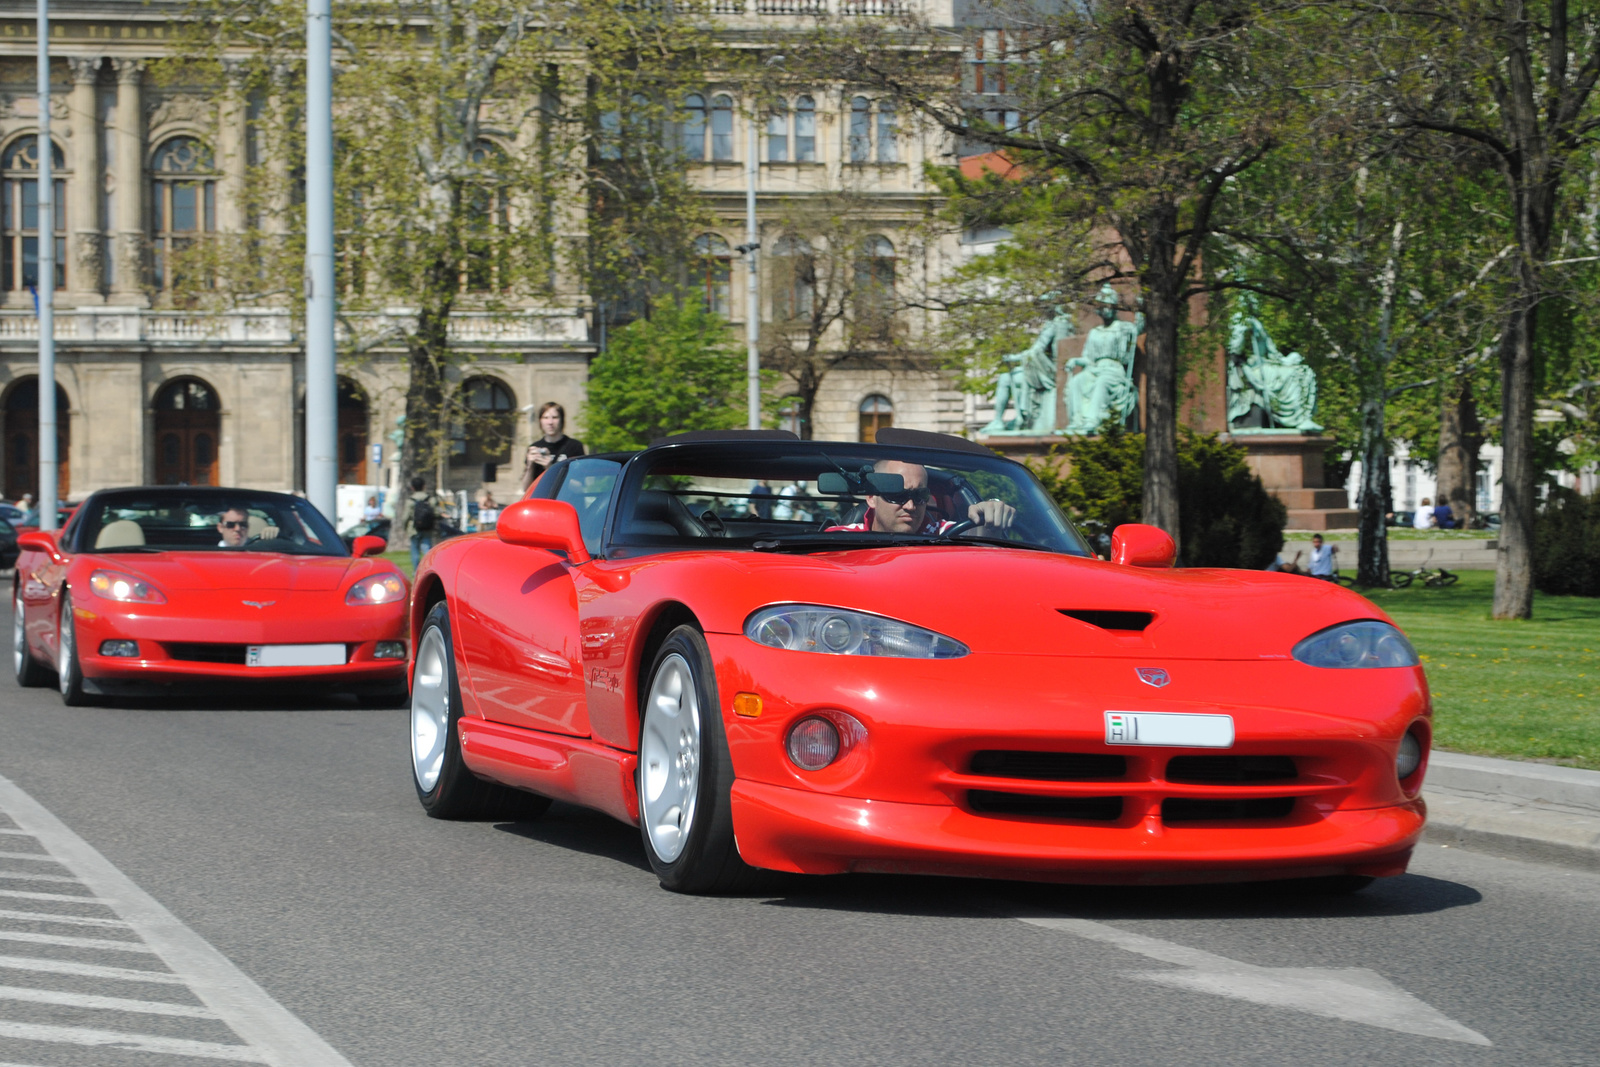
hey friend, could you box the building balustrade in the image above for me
[0,308,588,347]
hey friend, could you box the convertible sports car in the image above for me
[408,429,1430,894]
[14,487,409,705]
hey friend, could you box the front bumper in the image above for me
[731,780,1423,883]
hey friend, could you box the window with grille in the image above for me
[859,394,893,442]
[150,137,216,291]
[451,377,517,468]
[854,235,895,335]
[771,235,815,322]
[767,100,789,162]
[463,141,511,292]
[2,136,67,292]
[711,95,735,161]
[693,233,732,317]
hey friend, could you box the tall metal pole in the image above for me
[745,106,760,430]
[36,0,56,531]
[303,0,337,520]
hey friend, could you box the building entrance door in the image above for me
[4,378,69,501]
[338,379,369,485]
[153,378,220,486]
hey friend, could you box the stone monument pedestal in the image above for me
[1231,433,1357,530]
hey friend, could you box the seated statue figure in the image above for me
[981,303,1074,435]
[1061,284,1143,435]
[1226,296,1322,433]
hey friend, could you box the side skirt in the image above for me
[458,717,639,826]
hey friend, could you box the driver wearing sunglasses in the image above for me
[826,459,1015,535]
[216,506,278,548]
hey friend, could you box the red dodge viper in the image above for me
[408,429,1430,893]
[14,487,409,705]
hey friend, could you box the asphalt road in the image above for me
[0,646,1597,1065]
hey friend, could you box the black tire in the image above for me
[409,602,551,821]
[637,624,763,894]
[1429,570,1459,588]
[1388,571,1413,589]
[56,591,91,707]
[13,585,48,688]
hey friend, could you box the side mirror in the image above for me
[1110,524,1176,569]
[496,499,590,564]
[352,535,387,558]
[16,530,64,564]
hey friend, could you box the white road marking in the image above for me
[0,985,218,1019]
[0,889,98,903]
[1017,914,1491,1045]
[0,908,131,928]
[0,929,156,953]
[0,854,54,864]
[0,870,83,884]
[0,775,356,1066]
[0,1020,264,1062]
[0,830,31,836]
[0,954,185,984]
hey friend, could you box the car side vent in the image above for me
[1161,797,1296,822]
[968,791,1124,821]
[1058,609,1153,632]
[970,751,1126,781]
[1166,756,1297,783]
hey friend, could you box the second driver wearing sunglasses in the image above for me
[216,506,279,548]
[824,459,1015,535]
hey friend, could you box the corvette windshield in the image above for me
[611,440,1093,557]
[73,490,347,557]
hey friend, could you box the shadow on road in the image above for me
[493,802,653,874]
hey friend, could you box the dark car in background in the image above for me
[0,517,17,570]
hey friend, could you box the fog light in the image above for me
[1396,730,1423,780]
[787,717,840,770]
[99,640,139,658]
[374,641,406,660]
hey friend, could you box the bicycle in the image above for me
[1388,549,1459,589]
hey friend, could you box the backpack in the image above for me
[411,496,437,534]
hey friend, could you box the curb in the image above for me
[1422,751,1600,872]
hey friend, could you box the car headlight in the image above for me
[745,605,967,658]
[346,574,406,606]
[1293,620,1419,668]
[88,570,166,604]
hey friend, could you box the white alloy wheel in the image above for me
[12,589,24,676]
[57,604,74,697]
[411,626,451,792]
[640,652,702,863]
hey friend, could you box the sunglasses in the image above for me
[877,487,932,507]
[220,520,249,530]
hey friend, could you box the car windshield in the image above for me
[74,490,347,557]
[609,440,1092,557]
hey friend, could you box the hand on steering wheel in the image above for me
[941,519,978,537]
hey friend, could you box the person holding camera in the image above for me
[520,401,585,493]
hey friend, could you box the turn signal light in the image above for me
[346,575,405,605]
[733,692,763,718]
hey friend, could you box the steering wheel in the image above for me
[941,519,978,538]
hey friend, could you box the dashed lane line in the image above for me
[0,774,356,1067]
[0,985,219,1019]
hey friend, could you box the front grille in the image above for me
[1165,756,1298,783]
[970,750,1126,781]
[1162,797,1296,822]
[968,791,1124,820]
[1058,609,1153,632]
[165,643,248,665]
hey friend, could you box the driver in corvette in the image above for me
[825,459,1016,534]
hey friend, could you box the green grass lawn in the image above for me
[1362,570,1600,770]
[1283,529,1493,541]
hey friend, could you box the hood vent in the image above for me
[1058,609,1153,632]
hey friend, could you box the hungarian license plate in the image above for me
[1105,711,1234,748]
[246,644,346,668]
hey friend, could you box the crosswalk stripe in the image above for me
[0,953,186,984]
[0,830,31,836]
[0,888,101,904]
[0,1020,264,1062]
[0,984,218,1019]
[0,854,54,864]
[0,870,83,884]
[0,929,156,953]
[0,908,132,928]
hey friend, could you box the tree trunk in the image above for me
[792,359,819,441]
[1356,392,1391,586]
[1139,227,1182,543]
[1436,377,1481,529]
[399,256,457,546]
[1493,301,1537,618]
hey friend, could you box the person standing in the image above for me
[1307,534,1337,581]
[363,495,383,523]
[478,492,500,530]
[406,476,440,572]
[520,402,585,493]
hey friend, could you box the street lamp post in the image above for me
[744,105,760,430]
[304,0,338,521]
[36,0,56,530]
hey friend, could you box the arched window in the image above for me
[854,235,896,336]
[2,136,67,292]
[451,377,516,471]
[153,377,221,486]
[777,395,804,437]
[795,96,817,162]
[848,97,872,163]
[693,233,732,317]
[464,140,511,292]
[771,234,815,322]
[150,137,216,291]
[711,95,735,161]
[682,94,707,161]
[767,100,789,162]
[859,394,893,443]
[876,100,898,163]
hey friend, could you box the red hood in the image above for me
[627,546,1392,661]
[79,551,362,593]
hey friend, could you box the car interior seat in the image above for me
[94,519,146,549]
[247,515,269,540]
[627,491,709,538]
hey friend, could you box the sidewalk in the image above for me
[1423,751,1600,872]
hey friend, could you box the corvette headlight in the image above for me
[346,574,406,606]
[88,570,166,604]
[745,605,967,659]
[1293,620,1419,668]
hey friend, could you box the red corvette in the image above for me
[408,429,1430,894]
[13,487,409,705]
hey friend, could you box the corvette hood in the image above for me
[81,552,355,592]
[681,546,1389,661]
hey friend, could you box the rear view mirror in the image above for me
[1110,524,1176,568]
[817,470,905,495]
[817,472,848,494]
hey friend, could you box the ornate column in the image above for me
[218,59,248,235]
[67,56,103,302]
[110,58,146,303]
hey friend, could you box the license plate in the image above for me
[1105,711,1234,748]
[246,644,346,668]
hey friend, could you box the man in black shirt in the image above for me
[521,402,585,492]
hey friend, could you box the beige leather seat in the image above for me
[95,519,146,549]
[247,515,268,539]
